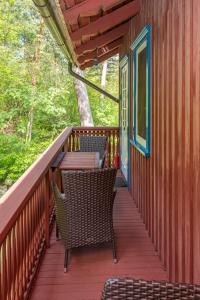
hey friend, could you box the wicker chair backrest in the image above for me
[61,168,117,249]
[79,135,107,159]
[101,278,200,300]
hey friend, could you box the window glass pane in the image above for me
[137,47,147,140]
[131,25,150,156]
[121,66,128,129]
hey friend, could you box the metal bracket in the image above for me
[68,63,119,103]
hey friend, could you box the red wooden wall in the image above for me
[120,0,200,283]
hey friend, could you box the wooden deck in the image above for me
[31,188,168,300]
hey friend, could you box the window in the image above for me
[131,25,151,156]
[122,62,128,129]
[120,55,129,182]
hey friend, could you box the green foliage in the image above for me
[0,134,50,183]
[85,58,119,126]
[0,0,119,185]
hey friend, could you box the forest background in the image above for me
[0,0,119,193]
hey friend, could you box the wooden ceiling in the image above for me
[59,0,140,69]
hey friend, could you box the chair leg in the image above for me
[64,249,69,273]
[56,223,59,240]
[112,239,118,264]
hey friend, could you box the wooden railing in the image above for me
[0,126,119,300]
[0,128,72,300]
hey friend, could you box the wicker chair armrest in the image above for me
[51,152,65,170]
[101,278,200,299]
[51,181,67,202]
[113,189,117,200]
[60,193,66,201]
[100,151,107,168]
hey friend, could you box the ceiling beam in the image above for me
[70,0,140,41]
[77,38,122,64]
[75,22,128,56]
[80,47,119,69]
[63,0,126,25]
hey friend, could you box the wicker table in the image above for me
[59,152,100,170]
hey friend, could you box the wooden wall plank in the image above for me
[193,0,200,284]
[120,0,200,283]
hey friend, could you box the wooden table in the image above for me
[59,152,100,170]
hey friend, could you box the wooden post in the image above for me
[45,172,50,248]
[64,139,68,153]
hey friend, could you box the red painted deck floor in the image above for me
[31,188,168,300]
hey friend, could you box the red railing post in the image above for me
[45,171,50,248]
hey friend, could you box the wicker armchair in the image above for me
[101,278,200,299]
[52,168,117,272]
[79,135,107,167]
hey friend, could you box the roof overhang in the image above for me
[33,0,140,69]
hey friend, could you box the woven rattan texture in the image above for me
[51,183,68,247]
[79,135,107,159]
[101,278,200,299]
[54,168,117,251]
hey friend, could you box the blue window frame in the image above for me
[130,25,151,157]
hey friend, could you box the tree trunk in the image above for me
[26,107,34,142]
[100,60,108,102]
[26,19,45,143]
[26,74,36,143]
[73,66,94,127]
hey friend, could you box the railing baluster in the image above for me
[72,132,75,151]
[111,130,114,167]
[45,174,50,248]
[6,234,11,300]
[1,243,7,300]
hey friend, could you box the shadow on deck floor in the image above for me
[31,188,167,300]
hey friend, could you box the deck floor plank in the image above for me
[31,188,167,300]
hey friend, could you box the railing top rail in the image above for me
[73,126,119,131]
[0,127,72,243]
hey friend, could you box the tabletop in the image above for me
[59,152,100,170]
